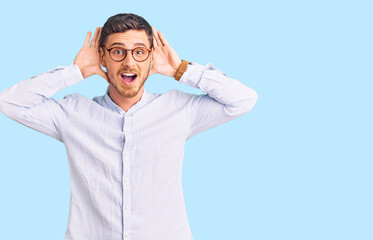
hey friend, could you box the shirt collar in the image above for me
[103,86,150,115]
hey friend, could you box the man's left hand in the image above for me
[149,27,182,78]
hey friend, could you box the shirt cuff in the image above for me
[64,63,85,88]
[178,62,228,90]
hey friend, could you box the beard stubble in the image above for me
[109,67,150,98]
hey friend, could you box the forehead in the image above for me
[106,30,150,48]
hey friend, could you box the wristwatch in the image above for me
[174,60,190,81]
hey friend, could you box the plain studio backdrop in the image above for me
[0,1,372,239]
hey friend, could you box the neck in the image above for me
[108,86,144,112]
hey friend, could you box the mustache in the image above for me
[117,67,139,75]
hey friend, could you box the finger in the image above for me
[152,26,161,47]
[153,37,158,47]
[95,27,102,48]
[157,31,168,46]
[84,31,92,47]
[90,27,100,48]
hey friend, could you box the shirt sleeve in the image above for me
[179,62,258,139]
[0,64,84,142]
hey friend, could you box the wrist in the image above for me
[74,63,93,79]
[74,62,86,78]
[170,60,181,78]
[174,60,190,81]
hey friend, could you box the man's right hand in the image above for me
[74,27,109,82]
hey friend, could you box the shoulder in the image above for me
[152,89,208,108]
[158,89,203,99]
[91,94,105,105]
[62,93,89,102]
[56,93,95,111]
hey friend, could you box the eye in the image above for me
[134,48,145,55]
[112,48,124,55]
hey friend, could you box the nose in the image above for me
[121,50,136,67]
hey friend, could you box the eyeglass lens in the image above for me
[110,47,149,62]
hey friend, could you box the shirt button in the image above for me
[124,205,129,210]
[124,152,128,156]
[124,177,128,183]
[125,233,129,238]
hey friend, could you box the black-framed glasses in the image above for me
[103,46,152,62]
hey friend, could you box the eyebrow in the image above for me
[110,42,148,48]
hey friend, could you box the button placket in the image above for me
[122,114,133,240]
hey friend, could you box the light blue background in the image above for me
[0,0,372,239]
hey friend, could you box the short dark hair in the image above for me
[99,13,153,49]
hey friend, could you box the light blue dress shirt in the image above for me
[0,62,257,240]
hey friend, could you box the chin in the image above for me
[119,89,141,98]
[117,82,144,98]
[108,73,146,99]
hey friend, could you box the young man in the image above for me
[0,13,257,240]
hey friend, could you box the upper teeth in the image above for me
[123,73,136,76]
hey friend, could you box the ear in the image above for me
[100,47,106,68]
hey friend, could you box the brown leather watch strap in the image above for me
[174,60,189,81]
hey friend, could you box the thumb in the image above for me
[149,67,157,76]
[97,69,109,83]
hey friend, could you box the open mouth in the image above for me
[121,73,138,86]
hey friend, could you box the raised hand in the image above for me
[74,27,108,82]
[149,27,182,78]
